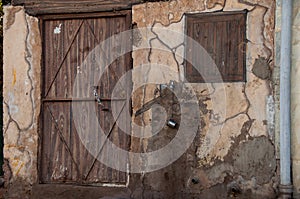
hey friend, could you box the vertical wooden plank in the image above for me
[217,21,226,79]
[44,20,60,98]
[104,34,112,180]
[192,22,200,80]
[225,19,231,80]
[62,19,81,98]
[109,16,119,183]
[185,17,192,80]
[82,21,98,183]
[41,103,52,182]
[49,103,60,182]
[212,21,218,79]
[97,17,111,183]
[116,15,130,183]
[238,14,246,81]
[226,20,238,78]
[113,16,130,183]
[70,103,83,183]
[60,102,72,182]
[221,20,227,80]
[203,22,215,81]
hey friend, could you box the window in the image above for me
[185,11,247,83]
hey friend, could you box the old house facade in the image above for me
[2,0,300,198]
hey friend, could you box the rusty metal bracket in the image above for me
[135,80,176,117]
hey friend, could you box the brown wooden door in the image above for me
[40,11,132,186]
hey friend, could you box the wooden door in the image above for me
[40,11,132,186]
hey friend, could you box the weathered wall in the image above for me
[3,6,41,198]
[3,0,279,198]
[132,0,278,198]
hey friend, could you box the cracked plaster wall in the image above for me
[132,0,277,197]
[3,6,41,198]
[2,0,280,198]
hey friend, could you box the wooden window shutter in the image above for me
[185,11,247,83]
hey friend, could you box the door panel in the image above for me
[40,11,132,185]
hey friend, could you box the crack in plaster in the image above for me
[137,16,187,174]
[240,1,273,61]
[205,0,226,10]
[223,84,252,124]
[4,101,22,143]
[150,18,185,81]
[4,12,35,133]
[24,15,36,132]
[3,8,39,188]
[196,83,217,98]
[141,172,146,199]
[4,101,34,182]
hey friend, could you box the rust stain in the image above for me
[12,68,17,86]
[15,162,25,176]
[11,160,19,168]
[11,159,25,176]
[4,144,25,151]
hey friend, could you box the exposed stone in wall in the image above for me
[252,56,271,80]
[3,6,41,198]
[231,136,276,184]
[197,137,277,198]
[132,0,277,197]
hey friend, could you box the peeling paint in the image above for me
[54,23,62,34]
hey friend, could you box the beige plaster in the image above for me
[132,0,276,196]
[133,0,275,161]
[3,6,41,197]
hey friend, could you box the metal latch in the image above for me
[92,86,103,105]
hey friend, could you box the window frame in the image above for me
[184,10,247,83]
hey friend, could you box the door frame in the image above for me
[37,10,133,189]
